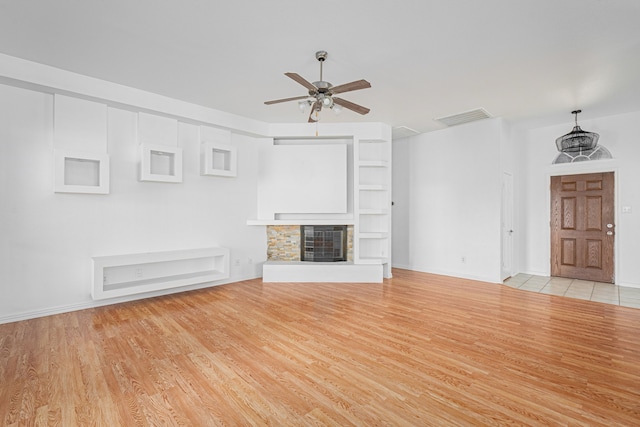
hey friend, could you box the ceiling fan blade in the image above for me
[285,72,317,92]
[333,97,370,115]
[264,95,309,105]
[308,100,322,122]
[330,79,371,95]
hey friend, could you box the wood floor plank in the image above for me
[1,269,640,425]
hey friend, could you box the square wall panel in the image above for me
[138,113,178,147]
[54,95,107,152]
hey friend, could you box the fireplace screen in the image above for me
[300,225,347,262]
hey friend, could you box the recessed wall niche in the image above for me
[201,142,237,177]
[200,126,237,177]
[139,143,183,183]
[54,150,110,194]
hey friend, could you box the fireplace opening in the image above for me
[300,225,347,262]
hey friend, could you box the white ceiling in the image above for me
[1,0,639,134]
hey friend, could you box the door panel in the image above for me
[561,238,576,266]
[561,197,576,229]
[550,172,614,283]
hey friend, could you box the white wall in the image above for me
[0,84,267,322]
[402,118,504,283]
[516,110,640,287]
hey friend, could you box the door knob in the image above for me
[607,231,614,236]
[607,223,614,228]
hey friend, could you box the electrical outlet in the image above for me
[135,268,143,278]
[461,256,466,263]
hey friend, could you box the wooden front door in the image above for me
[550,172,614,283]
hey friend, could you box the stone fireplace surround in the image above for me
[267,225,354,262]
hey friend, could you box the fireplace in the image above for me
[266,225,353,262]
[300,225,347,262]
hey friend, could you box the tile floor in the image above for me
[504,274,640,309]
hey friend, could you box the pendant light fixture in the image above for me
[555,110,599,152]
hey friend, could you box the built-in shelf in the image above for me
[359,209,389,215]
[92,247,229,300]
[359,160,388,167]
[355,138,391,271]
[103,270,220,291]
[359,184,387,191]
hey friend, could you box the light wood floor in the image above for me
[1,269,640,426]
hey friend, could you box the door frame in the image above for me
[546,162,619,283]
[501,172,514,281]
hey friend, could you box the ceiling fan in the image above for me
[264,51,371,122]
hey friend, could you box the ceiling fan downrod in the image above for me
[316,50,327,82]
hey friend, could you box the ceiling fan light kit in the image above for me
[265,51,371,123]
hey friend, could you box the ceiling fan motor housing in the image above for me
[313,80,332,94]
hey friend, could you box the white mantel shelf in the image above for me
[247,219,355,226]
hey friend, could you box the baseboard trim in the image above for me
[405,265,500,284]
[391,263,412,270]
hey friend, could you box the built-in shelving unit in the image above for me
[245,123,392,283]
[355,138,392,274]
[92,247,229,300]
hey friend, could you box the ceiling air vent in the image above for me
[434,108,492,127]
